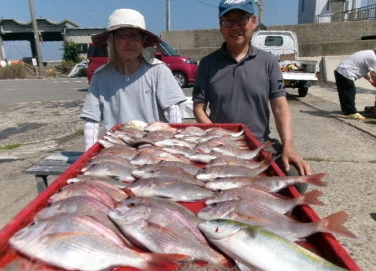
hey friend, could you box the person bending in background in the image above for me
[81,9,186,150]
[192,0,312,192]
[334,49,376,120]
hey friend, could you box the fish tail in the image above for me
[260,156,273,168]
[144,253,189,271]
[299,173,327,186]
[260,140,274,149]
[319,211,357,238]
[297,189,325,206]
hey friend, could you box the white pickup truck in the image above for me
[251,30,318,97]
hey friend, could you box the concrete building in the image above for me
[298,0,362,23]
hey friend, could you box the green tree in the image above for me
[62,42,82,63]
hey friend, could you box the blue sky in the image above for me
[1,0,300,60]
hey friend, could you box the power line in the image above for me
[192,0,218,8]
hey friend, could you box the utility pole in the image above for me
[166,0,171,31]
[255,0,263,24]
[28,0,43,75]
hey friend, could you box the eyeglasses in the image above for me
[114,31,144,42]
[220,16,252,28]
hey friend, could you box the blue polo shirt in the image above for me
[193,43,285,141]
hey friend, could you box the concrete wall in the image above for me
[320,55,372,88]
[161,20,376,84]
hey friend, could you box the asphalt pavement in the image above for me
[0,78,375,270]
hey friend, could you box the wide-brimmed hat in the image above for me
[218,0,254,18]
[92,9,162,47]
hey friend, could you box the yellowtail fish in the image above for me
[198,199,357,241]
[198,219,348,271]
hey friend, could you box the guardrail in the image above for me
[316,4,376,23]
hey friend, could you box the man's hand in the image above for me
[282,144,312,176]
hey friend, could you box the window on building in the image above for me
[301,0,305,12]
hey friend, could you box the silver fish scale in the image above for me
[109,200,229,265]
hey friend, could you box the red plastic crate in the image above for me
[0,123,361,271]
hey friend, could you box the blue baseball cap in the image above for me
[218,0,255,18]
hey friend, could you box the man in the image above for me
[334,49,376,120]
[192,0,312,181]
[81,9,186,150]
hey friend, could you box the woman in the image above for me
[81,9,186,150]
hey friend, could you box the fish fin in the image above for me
[261,140,273,148]
[235,260,260,271]
[246,183,270,192]
[319,211,357,238]
[144,220,176,234]
[123,188,136,197]
[297,189,325,206]
[144,253,190,271]
[299,173,327,186]
[234,211,269,224]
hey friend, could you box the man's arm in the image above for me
[193,102,212,123]
[270,96,312,175]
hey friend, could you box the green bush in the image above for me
[62,42,83,63]
[0,63,35,79]
[55,60,76,74]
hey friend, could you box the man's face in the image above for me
[113,28,145,62]
[219,10,257,46]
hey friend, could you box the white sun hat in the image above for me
[92,9,161,47]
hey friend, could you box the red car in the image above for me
[86,41,198,88]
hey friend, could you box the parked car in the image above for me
[86,41,198,88]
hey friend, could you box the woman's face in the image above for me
[113,28,145,62]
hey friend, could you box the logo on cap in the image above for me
[224,0,247,4]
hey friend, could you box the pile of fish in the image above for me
[9,121,356,271]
